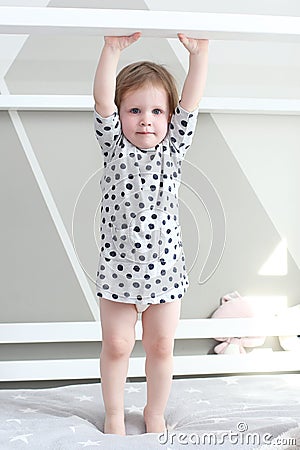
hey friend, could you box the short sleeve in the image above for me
[94,107,121,165]
[168,103,198,159]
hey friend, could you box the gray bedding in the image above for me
[1,374,300,449]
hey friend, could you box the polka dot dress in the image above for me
[94,103,198,307]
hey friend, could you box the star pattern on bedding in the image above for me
[196,398,210,404]
[6,419,22,424]
[211,417,230,423]
[223,377,239,384]
[125,386,141,393]
[19,407,39,413]
[185,387,202,393]
[126,405,144,413]
[9,434,33,444]
[241,403,251,409]
[78,440,102,447]
[74,395,94,402]
[1,376,300,447]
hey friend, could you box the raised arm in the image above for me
[93,33,141,118]
[177,33,209,112]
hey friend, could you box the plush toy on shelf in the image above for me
[211,291,266,354]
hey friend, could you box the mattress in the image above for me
[1,374,300,449]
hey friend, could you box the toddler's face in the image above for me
[119,84,170,149]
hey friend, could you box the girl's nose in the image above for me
[140,115,151,126]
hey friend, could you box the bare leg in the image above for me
[99,298,137,435]
[141,300,181,433]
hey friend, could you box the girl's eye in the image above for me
[152,109,162,115]
[130,108,140,114]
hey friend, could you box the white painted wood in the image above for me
[1,317,298,380]
[201,97,300,115]
[1,95,300,115]
[0,351,299,381]
[172,351,300,376]
[0,322,102,344]
[0,7,300,42]
[0,95,92,111]
[0,318,299,344]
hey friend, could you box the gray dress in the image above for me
[94,104,198,306]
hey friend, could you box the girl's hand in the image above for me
[177,33,209,55]
[104,32,141,51]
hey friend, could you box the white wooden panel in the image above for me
[0,7,300,42]
[0,318,299,344]
[1,95,300,115]
[0,351,299,381]
[0,95,92,111]
[1,318,299,380]
[172,351,300,376]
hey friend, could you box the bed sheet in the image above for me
[1,374,300,449]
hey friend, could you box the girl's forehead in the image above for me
[122,83,168,104]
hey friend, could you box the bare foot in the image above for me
[104,414,126,435]
[143,407,166,433]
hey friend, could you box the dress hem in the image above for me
[96,284,189,306]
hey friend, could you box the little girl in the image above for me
[93,32,208,435]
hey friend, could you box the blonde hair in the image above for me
[115,61,178,115]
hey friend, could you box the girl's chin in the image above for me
[134,134,167,148]
[131,138,160,149]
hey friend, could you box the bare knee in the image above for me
[102,336,134,360]
[143,337,174,359]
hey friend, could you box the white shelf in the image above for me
[1,95,300,115]
[0,7,300,42]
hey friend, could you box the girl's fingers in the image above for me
[104,32,141,50]
[177,33,209,54]
[177,32,187,43]
[177,33,191,49]
[128,32,141,44]
[131,32,142,40]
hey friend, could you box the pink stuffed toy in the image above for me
[211,291,266,354]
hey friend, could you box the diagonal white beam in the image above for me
[0,7,300,42]
[1,95,300,115]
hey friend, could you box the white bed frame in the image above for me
[1,7,299,382]
[0,317,299,381]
